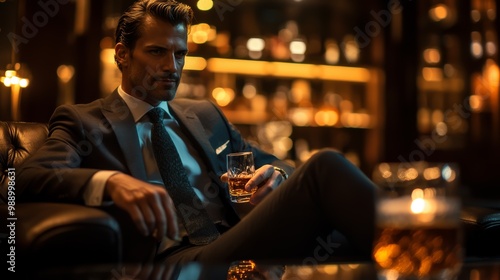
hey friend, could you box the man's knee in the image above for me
[309,148,345,164]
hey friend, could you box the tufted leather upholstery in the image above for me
[0,122,48,201]
[0,121,122,269]
[461,204,500,257]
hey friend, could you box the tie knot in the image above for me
[148,107,166,124]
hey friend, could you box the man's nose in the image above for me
[160,53,178,72]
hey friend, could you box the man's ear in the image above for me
[115,43,129,68]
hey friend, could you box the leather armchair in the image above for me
[461,203,500,257]
[0,121,123,270]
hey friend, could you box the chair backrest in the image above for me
[0,121,48,202]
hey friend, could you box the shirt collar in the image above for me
[117,86,171,122]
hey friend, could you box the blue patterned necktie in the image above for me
[148,107,220,245]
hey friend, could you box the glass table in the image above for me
[28,258,500,280]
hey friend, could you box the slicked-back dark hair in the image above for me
[114,0,194,71]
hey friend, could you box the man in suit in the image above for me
[17,0,376,265]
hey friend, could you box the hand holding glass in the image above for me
[227,152,256,203]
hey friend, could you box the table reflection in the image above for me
[34,259,500,280]
[227,260,285,280]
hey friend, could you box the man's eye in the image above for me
[176,52,187,59]
[150,49,163,55]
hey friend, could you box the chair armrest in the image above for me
[461,206,500,258]
[0,202,122,269]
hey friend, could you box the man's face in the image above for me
[117,16,188,105]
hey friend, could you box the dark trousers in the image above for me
[161,149,377,265]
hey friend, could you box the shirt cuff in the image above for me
[83,171,121,206]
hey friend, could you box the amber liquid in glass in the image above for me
[228,176,254,195]
[228,175,255,202]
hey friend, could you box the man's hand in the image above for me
[105,173,179,241]
[221,164,285,205]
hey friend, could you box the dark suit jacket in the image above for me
[17,90,293,222]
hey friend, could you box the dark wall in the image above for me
[18,0,76,122]
[0,0,19,121]
[1,0,104,123]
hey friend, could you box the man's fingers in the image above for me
[249,169,281,205]
[107,174,180,240]
[164,196,179,240]
[126,204,150,236]
[246,165,275,191]
[250,185,273,205]
[123,263,142,278]
[136,190,166,234]
[135,192,159,235]
[149,192,168,242]
[220,172,228,182]
[136,263,154,280]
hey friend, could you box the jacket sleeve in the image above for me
[17,105,101,203]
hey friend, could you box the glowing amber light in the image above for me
[442,165,457,182]
[197,0,213,11]
[247,38,265,52]
[100,48,116,64]
[423,167,441,181]
[206,58,371,83]
[321,265,339,275]
[411,196,426,214]
[314,109,339,126]
[189,23,215,44]
[57,65,75,83]
[211,87,234,107]
[1,70,29,88]
[290,40,306,54]
[343,35,360,63]
[289,108,313,126]
[469,95,483,111]
[184,56,207,71]
[429,4,449,21]
[422,67,443,81]
[340,113,371,128]
[192,31,208,44]
[484,59,499,86]
[19,78,29,88]
[423,48,441,64]
[397,167,418,182]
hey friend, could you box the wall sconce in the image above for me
[1,70,30,88]
[1,64,30,121]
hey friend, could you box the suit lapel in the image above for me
[168,102,225,174]
[169,102,242,224]
[101,91,148,181]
